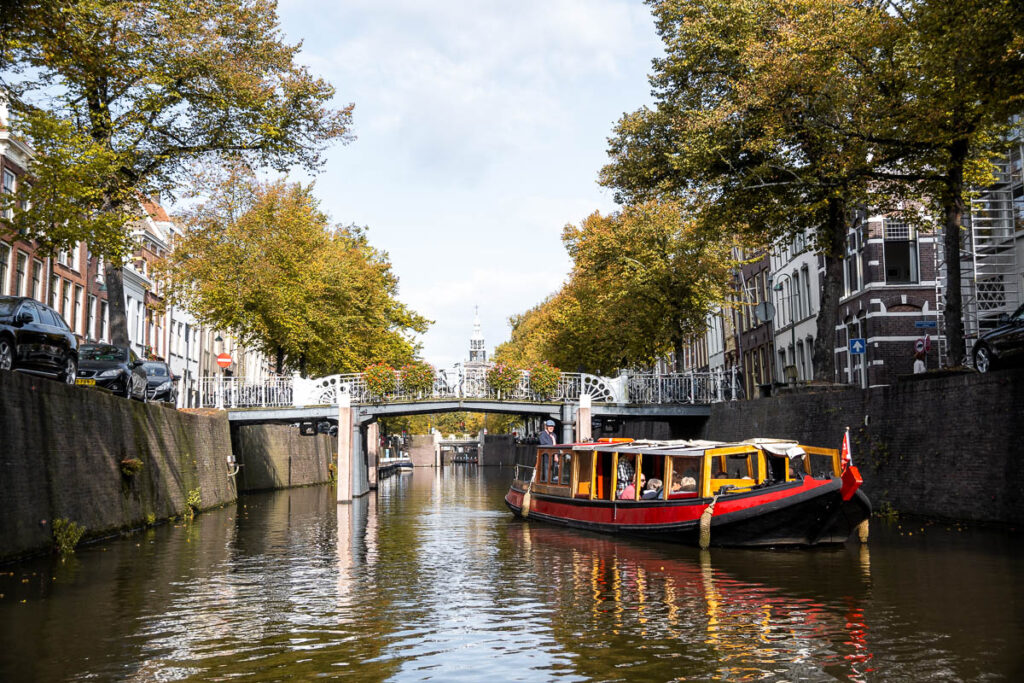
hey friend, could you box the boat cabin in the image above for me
[525,438,843,501]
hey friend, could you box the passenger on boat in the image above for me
[616,455,636,498]
[642,478,663,499]
[619,473,644,500]
[671,471,697,492]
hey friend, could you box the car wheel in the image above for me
[0,338,14,372]
[61,356,77,384]
[974,345,992,373]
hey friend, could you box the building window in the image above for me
[15,252,26,297]
[100,300,109,341]
[31,259,42,300]
[70,243,81,272]
[792,271,802,321]
[50,275,60,308]
[884,218,919,284]
[62,279,72,319]
[87,295,96,340]
[0,242,9,295]
[802,265,812,314]
[74,285,83,335]
[2,170,14,219]
[844,228,862,295]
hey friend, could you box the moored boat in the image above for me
[505,436,870,548]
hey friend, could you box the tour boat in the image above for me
[505,436,870,548]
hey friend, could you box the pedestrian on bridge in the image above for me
[539,420,557,446]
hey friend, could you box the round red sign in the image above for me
[216,352,233,369]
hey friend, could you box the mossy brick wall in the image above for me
[0,370,237,562]
[229,424,333,492]
[702,368,1024,525]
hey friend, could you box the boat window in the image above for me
[560,451,572,485]
[575,451,593,497]
[727,454,753,479]
[807,453,834,479]
[551,452,561,484]
[669,456,699,493]
[540,452,549,483]
[615,453,637,497]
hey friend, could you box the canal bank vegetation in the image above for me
[159,163,430,376]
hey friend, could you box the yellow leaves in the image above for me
[163,166,427,375]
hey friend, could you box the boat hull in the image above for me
[505,478,871,548]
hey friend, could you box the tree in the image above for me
[874,0,1024,364]
[602,0,899,380]
[498,200,735,373]
[160,165,429,376]
[2,0,351,345]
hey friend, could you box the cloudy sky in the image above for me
[277,0,661,367]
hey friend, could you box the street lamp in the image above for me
[773,274,797,384]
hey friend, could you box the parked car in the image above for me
[0,295,78,384]
[142,360,178,404]
[76,344,148,400]
[973,303,1024,373]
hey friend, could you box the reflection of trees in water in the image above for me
[507,524,875,681]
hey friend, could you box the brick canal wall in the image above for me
[701,368,1024,525]
[229,424,334,491]
[0,370,237,562]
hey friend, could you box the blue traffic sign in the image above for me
[849,338,867,355]
[914,320,938,329]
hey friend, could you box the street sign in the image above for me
[216,352,233,369]
[849,338,866,355]
[915,338,926,353]
[914,320,938,329]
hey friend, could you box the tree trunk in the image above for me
[275,346,284,374]
[104,261,130,347]
[941,137,969,366]
[673,335,685,372]
[812,197,846,381]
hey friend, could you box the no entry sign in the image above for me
[216,352,233,369]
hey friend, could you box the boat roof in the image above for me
[565,437,809,457]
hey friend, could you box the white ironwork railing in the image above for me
[196,368,742,409]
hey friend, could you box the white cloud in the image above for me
[276,0,660,364]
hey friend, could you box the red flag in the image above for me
[841,427,852,467]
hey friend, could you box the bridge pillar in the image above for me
[561,403,574,444]
[367,422,379,490]
[337,394,352,503]
[576,394,592,442]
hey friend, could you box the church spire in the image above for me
[468,305,486,364]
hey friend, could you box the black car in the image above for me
[973,303,1024,373]
[0,295,78,384]
[142,360,178,404]
[76,344,148,400]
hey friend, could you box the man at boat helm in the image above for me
[539,419,557,446]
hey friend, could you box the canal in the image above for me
[1,466,1022,681]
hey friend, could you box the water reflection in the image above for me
[0,467,1021,681]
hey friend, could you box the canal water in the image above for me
[1,466,1022,681]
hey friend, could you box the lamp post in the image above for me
[773,274,797,383]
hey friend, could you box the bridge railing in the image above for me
[196,368,741,408]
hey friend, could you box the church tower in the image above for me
[468,305,487,366]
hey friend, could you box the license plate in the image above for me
[75,378,95,386]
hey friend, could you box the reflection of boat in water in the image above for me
[505,523,874,678]
[505,437,870,548]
